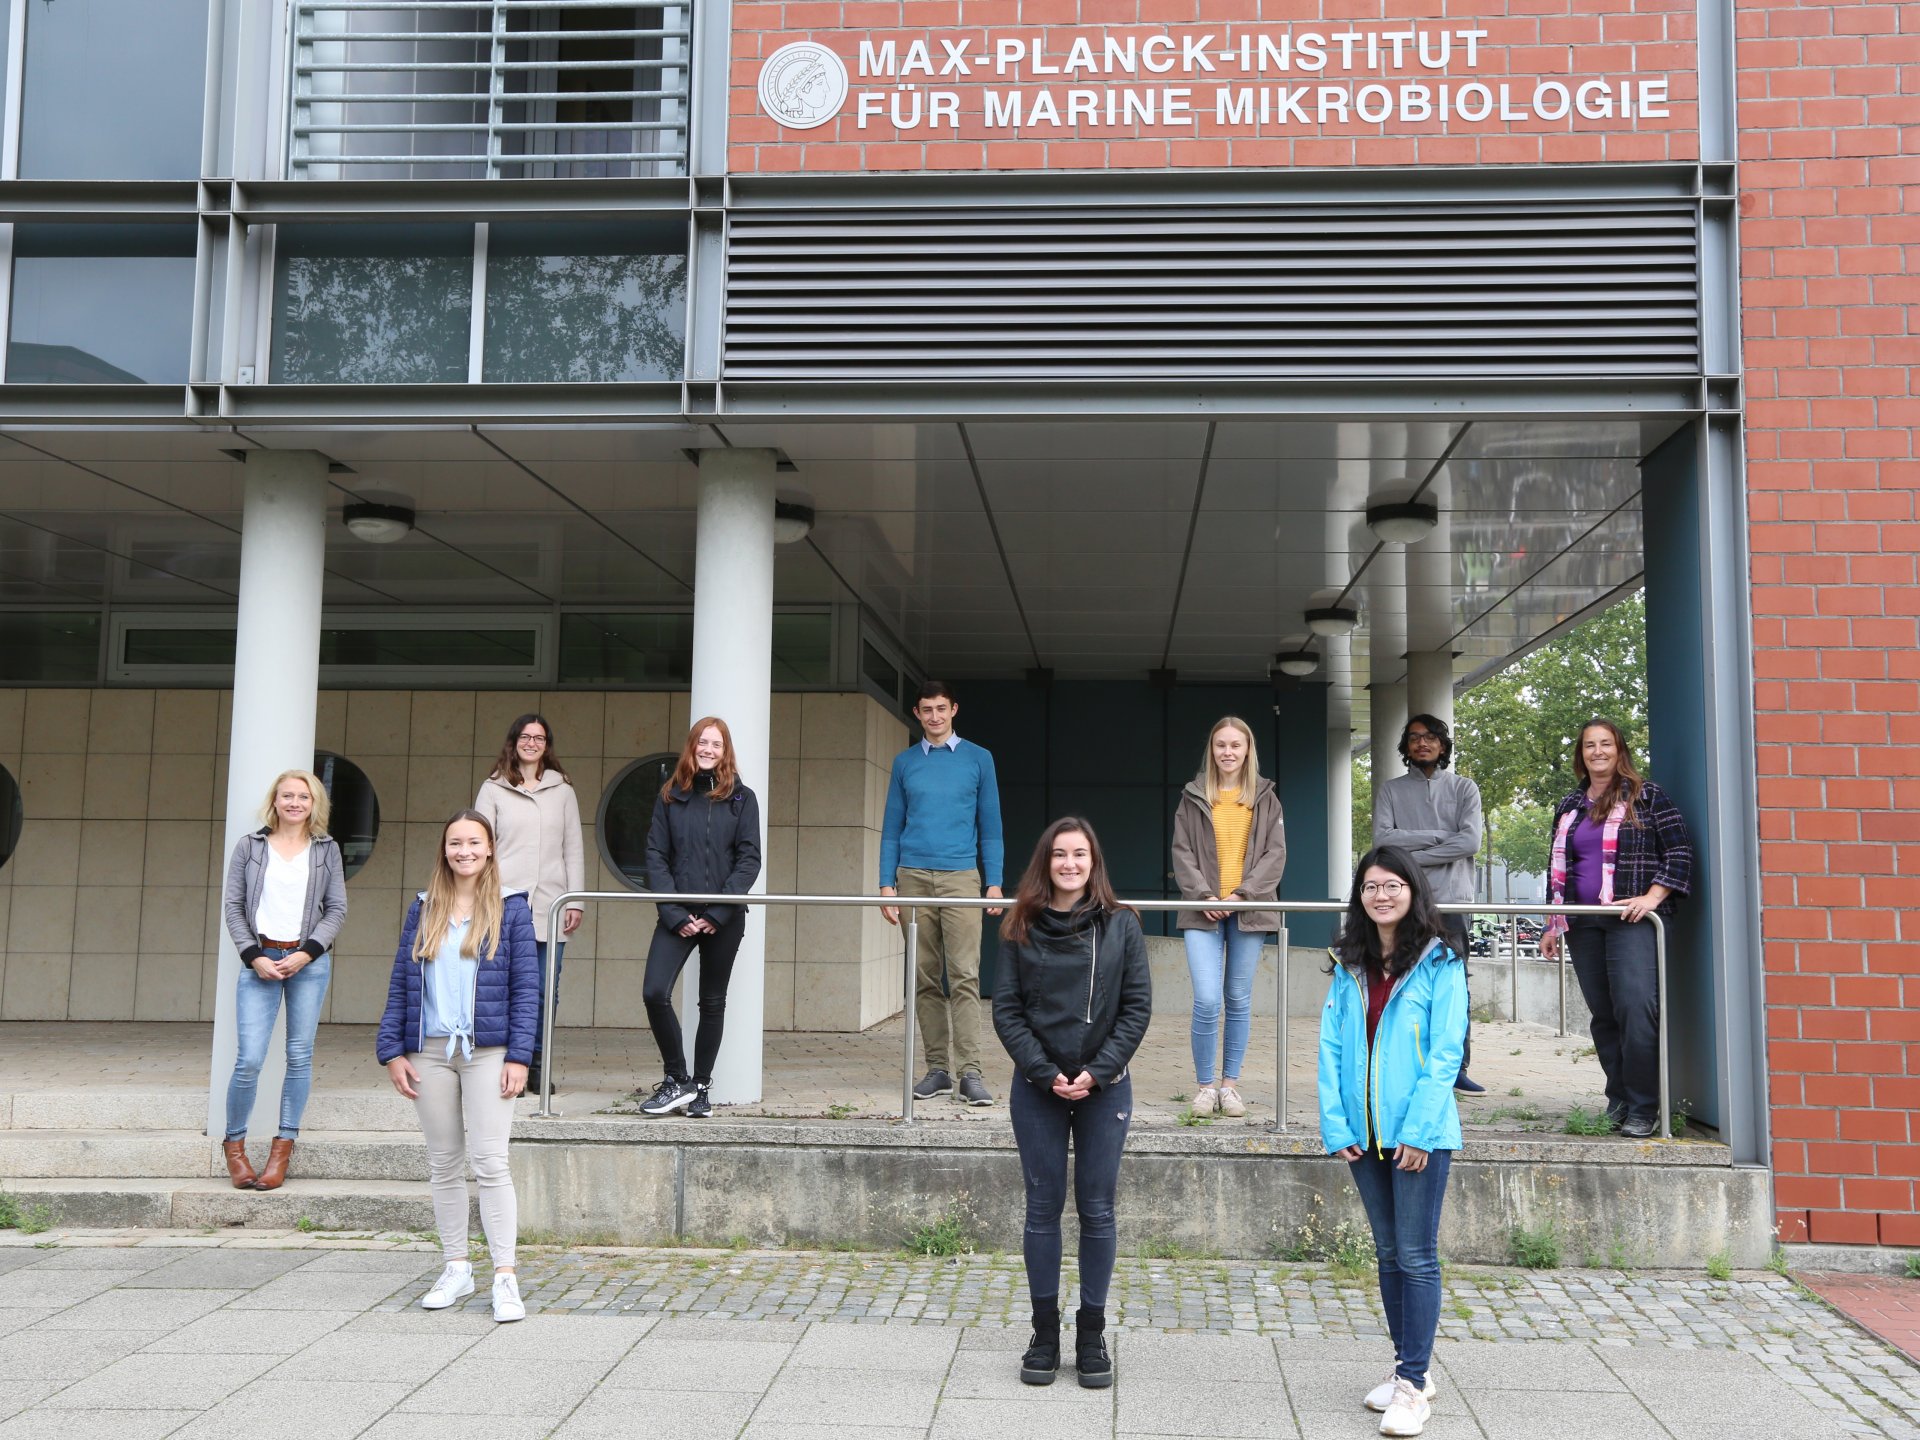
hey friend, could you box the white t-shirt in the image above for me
[253,843,311,941]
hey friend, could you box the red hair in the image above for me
[662,716,739,802]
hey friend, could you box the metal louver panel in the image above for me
[724,202,1700,380]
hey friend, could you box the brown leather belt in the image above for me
[257,936,301,950]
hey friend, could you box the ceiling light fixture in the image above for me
[1365,500,1439,545]
[1273,648,1319,679]
[774,499,816,544]
[1305,605,1359,637]
[342,502,414,544]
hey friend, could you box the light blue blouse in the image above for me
[421,917,479,1060]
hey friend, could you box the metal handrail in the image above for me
[539,893,1670,1139]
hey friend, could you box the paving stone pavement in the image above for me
[1,1229,1915,1439]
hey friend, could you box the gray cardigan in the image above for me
[221,828,349,962]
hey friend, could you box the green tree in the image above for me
[1351,751,1371,870]
[1454,591,1649,817]
[1486,799,1553,892]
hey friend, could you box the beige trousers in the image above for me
[412,1045,517,1270]
[896,866,984,1078]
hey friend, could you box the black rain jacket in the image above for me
[993,902,1152,1089]
[643,772,763,931]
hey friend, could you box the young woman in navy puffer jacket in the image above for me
[377,809,540,1323]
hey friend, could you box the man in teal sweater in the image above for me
[879,681,1005,1106]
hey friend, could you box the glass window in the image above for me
[560,613,694,685]
[7,226,196,384]
[862,640,901,703]
[558,611,832,686]
[484,223,687,383]
[0,764,21,873]
[314,751,379,880]
[771,614,833,686]
[273,226,474,384]
[119,620,542,677]
[19,0,210,180]
[0,613,101,682]
[596,753,676,890]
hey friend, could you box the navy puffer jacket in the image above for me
[376,891,541,1066]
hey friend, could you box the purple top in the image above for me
[1565,796,1606,906]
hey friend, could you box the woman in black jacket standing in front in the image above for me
[994,816,1152,1391]
[637,716,762,1118]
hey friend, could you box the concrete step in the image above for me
[0,1130,439,1182]
[0,1176,441,1232]
[0,1090,425,1133]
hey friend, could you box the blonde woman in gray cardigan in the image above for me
[220,768,348,1191]
[475,712,584,1091]
[1169,716,1287,1119]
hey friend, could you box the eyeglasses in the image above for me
[1360,881,1407,898]
[518,733,548,745]
[1406,732,1439,744]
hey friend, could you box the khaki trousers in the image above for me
[896,866,984,1077]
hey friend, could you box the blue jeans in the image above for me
[1348,1149,1453,1386]
[534,940,565,1057]
[1184,917,1263,1084]
[1008,1070,1133,1311]
[224,948,331,1141]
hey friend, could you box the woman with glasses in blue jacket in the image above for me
[1319,845,1468,1440]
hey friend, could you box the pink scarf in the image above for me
[1546,797,1625,938]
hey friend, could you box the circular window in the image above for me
[597,753,676,891]
[314,750,380,880]
[0,764,21,872]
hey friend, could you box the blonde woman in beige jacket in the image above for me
[1169,716,1287,1119]
[475,712,585,1091]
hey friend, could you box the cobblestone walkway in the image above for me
[3,1230,1917,1439]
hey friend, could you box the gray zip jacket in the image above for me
[1372,768,1484,905]
[221,828,349,962]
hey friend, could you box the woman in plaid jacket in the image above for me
[1540,719,1693,1138]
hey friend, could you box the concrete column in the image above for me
[1328,724,1354,894]
[1367,680,1406,847]
[206,451,329,1140]
[688,448,777,1105]
[1406,649,1455,734]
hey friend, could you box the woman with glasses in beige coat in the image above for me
[474,712,584,1092]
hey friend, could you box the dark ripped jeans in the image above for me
[1008,1070,1133,1312]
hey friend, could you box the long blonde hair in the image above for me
[1198,716,1262,806]
[258,769,330,839]
[413,809,505,962]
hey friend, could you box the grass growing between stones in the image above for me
[1563,1105,1618,1136]
[1274,1196,1377,1285]
[905,1198,978,1259]
[1707,1250,1733,1281]
[1509,1218,1562,1269]
[0,1192,52,1234]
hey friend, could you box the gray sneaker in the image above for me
[912,1069,953,1100]
[957,1073,995,1107]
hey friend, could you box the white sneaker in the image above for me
[1366,1370,1436,1411]
[421,1261,474,1310]
[1217,1083,1247,1118]
[1379,1375,1432,1436]
[491,1270,526,1323]
[1192,1086,1218,1117]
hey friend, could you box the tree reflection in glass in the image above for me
[484,224,687,383]
[273,226,473,384]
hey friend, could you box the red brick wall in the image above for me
[1740,0,1920,1248]
[729,0,1698,172]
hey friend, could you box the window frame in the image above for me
[107,609,555,686]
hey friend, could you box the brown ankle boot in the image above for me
[255,1138,294,1191]
[223,1139,259,1190]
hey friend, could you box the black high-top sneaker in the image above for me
[639,1076,694,1116]
[1021,1298,1061,1385]
[686,1083,712,1118]
[1075,1306,1112,1388]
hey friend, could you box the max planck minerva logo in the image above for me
[758,42,849,129]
